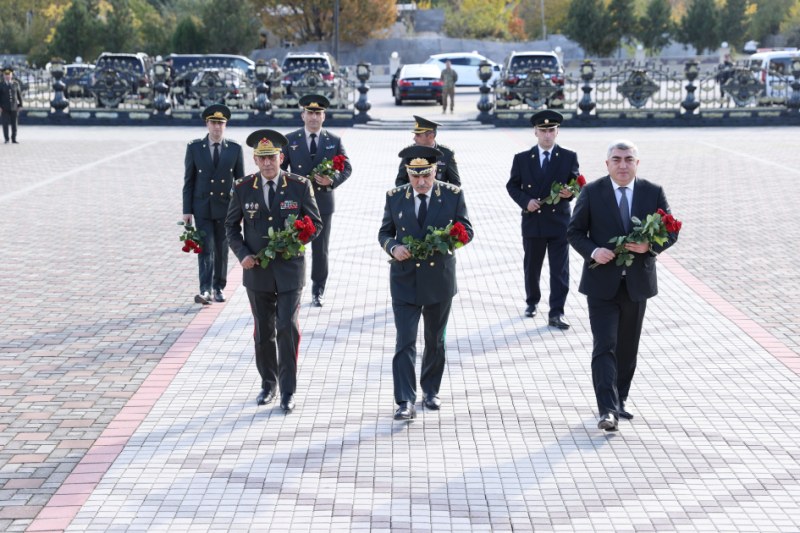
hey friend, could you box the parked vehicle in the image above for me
[63,63,95,98]
[746,49,799,98]
[280,51,342,98]
[394,63,443,105]
[499,51,564,108]
[92,52,153,108]
[424,52,501,86]
[189,68,246,108]
[168,53,255,104]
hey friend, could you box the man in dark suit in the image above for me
[226,129,323,412]
[379,146,474,420]
[567,139,678,431]
[395,116,460,187]
[0,66,23,144]
[182,104,244,304]
[281,94,352,308]
[506,110,580,329]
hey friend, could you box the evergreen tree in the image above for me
[201,0,258,54]
[679,0,720,55]
[748,0,794,43]
[564,0,616,57]
[636,0,672,55]
[49,0,103,62]
[718,0,748,50]
[171,16,207,54]
[608,0,638,52]
[104,0,137,52]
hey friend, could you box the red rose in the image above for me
[194,247,202,254]
[576,174,586,187]
[293,219,304,231]
[657,208,667,217]
[182,245,191,253]
[332,155,346,172]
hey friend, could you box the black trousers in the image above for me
[311,212,332,295]
[2,109,18,141]
[194,216,228,293]
[587,280,647,416]
[523,234,569,316]
[391,298,452,405]
[246,287,301,396]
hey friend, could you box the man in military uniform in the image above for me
[267,58,283,98]
[395,116,460,187]
[182,104,244,304]
[506,110,580,329]
[0,66,23,144]
[281,94,352,307]
[379,146,474,420]
[226,129,323,412]
[440,60,458,113]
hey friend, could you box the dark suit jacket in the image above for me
[567,175,678,302]
[0,80,23,111]
[280,128,352,216]
[225,171,323,293]
[506,144,579,238]
[183,135,245,220]
[378,182,474,306]
[395,143,461,187]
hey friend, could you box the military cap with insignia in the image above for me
[411,115,440,134]
[299,94,330,111]
[246,129,288,156]
[202,103,231,122]
[2,66,13,74]
[399,145,443,176]
[530,109,563,129]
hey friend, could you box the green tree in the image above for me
[718,0,748,50]
[201,0,258,54]
[748,0,794,43]
[516,0,571,40]
[49,0,103,62]
[608,0,638,52]
[131,0,174,55]
[678,0,719,54]
[564,0,617,57]
[104,0,137,52]
[636,0,672,55]
[171,16,207,53]
[444,0,518,40]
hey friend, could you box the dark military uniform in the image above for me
[0,67,23,144]
[506,110,579,324]
[226,129,322,411]
[395,116,460,187]
[280,94,352,305]
[182,105,244,298]
[379,146,474,418]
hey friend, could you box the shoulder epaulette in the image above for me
[284,171,309,184]
[441,182,461,194]
[188,138,203,145]
[235,173,258,187]
[387,183,410,197]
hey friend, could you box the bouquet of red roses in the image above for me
[594,208,682,268]
[543,174,586,205]
[256,214,316,268]
[178,221,205,254]
[401,222,470,260]
[310,154,347,178]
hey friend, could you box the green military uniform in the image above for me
[0,66,23,144]
[440,64,458,113]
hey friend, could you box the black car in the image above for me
[500,51,565,108]
[279,52,343,100]
[63,63,95,98]
[394,64,443,105]
[92,52,153,108]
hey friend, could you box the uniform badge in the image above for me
[290,143,299,151]
[245,202,259,219]
[280,200,299,210]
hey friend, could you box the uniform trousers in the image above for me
[392,298,452,405]
[311,212,332,296]
[587,279,647,416]
[2,109,19,141]
[194,216,228,293]
[246,287,301,395]
[442,87,455,111]
[523,234,569,317]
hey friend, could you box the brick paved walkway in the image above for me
[1,125,798,532]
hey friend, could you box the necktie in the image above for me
[267,180,275,209]
[417,194,428,227]
[542,150,550,172]
[618,186,631,232]
[309,133,317,157]
[212,143,220,167]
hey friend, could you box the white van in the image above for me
[746,49,799,98]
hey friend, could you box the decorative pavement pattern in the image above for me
[1,125,798,532]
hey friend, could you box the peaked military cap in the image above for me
[412,115,440,134]
[399,145,443,176]
[202,103,231,122]
[299,94,330,111]
[2,66,13,74]
[530,109,563,129]
[246,129,288,156]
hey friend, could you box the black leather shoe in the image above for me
[618,402,634,420]
[256,389,276,405]
[423,394,441,410]
[213,289,225,302]
[280,394,295,412]
[394,402,416,420]
[597,413,618,431]
[524,305,538,318]
[311,295,323,307]
[11,140,18,144]
[194,291,212,305]
[548,315,571,330]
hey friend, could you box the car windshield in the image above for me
[283,57,331,73]
[508,56,559,73]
